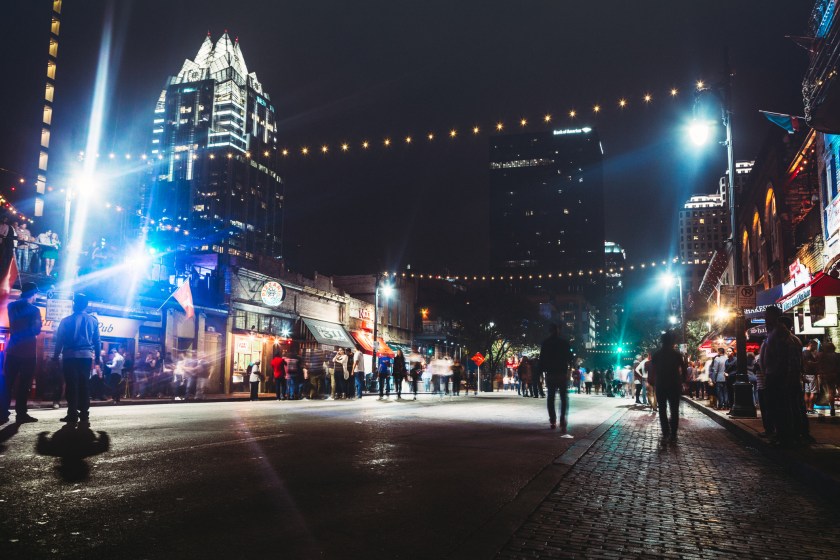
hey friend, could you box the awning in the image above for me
[699,248,731,300]
[777,272,840,312]
[744,284,784,321]
[301,317,355,348]
[351,330,395,357]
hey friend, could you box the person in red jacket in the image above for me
[271,351,286,400]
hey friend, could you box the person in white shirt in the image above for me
[635,354,650,405]
[353,347,365,399]
[106,347,125,403]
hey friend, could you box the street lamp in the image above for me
[660,272,686,343]
[690,54,755,418]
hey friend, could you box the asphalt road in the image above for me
[0,391,629,559]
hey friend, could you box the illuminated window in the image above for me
[49,39,58,57]
[45,83,54,102]
[42,105,52,126]
[699,218,705,224]
[40,128,50,149]
[46,61,56,79]
[51,16,60,35]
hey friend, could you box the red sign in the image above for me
[471,352,485,366]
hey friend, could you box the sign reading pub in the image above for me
[260,281,286,307]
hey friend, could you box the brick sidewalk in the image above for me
[499,404,840,559]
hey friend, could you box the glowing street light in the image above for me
[688,119,713,146]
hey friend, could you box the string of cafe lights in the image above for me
[381,256,710,283]
[66,81,707,163]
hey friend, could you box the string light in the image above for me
[67,81,701,162]
[390,258,686,283]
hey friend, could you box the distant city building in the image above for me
[679,161,753,265]
[678,194,727,264]
[599,241,626,343]
[148,32,283,263]
[489,128,605,287]
[34,0,62,220]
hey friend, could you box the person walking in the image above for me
[331,348,347,399]
[709,348,728,410]
[248,359,262,401]
[409,361,422,400]
[52,293,101,425]
[817,341,840,417]
[539,324,574,436]
[450,358,464,396]
[194,353,211,399]
[285,350,303,400]
[583,367,593,395]
[1,282,42,424]
[393,350,406,399]
[352,346,365,399]
[651,331,685,443]
[378,359,391,399]
[271,351,285,400]
[105,347,125,403]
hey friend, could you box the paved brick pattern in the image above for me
[499,405,840,559]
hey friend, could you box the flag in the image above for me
[760,110,806,134]
[172,280,194,318]
[0,254,19,297]
[0,255,19,328]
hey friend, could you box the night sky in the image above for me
[0,0,813,275]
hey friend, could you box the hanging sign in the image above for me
[260,281,286,307]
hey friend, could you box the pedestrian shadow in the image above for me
[0,423,21,453]
[35,425,110,483]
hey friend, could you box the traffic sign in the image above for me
[471,352,485,366]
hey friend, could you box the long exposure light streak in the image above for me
[62,3,116,286]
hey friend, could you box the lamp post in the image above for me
[372,274,393,382]
[661,273,686,344]
[691,53,755,418]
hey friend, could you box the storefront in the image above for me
[776,272,840,338]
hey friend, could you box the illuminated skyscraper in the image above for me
[34,0,62,218]
[149,32,283,262]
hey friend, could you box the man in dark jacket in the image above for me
[651,331,685,442]
[2,282,42,424]
[539,323,573,435]
[53,293,101,425]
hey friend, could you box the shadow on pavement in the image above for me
[35,425,110,482]
[0,423,21,453]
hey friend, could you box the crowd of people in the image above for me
[258,348,478,403]
[0,216,61,276]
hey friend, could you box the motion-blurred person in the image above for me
[248,359,262,401]
[1,282,42,424]
[450,357,464,396]
[817,341,839,417]
[105,347,125,403]
[378,358,391,399]
[393,349,406,399]
[52,293,101,425]
[330,348,347,399]
[540,323,574,435]
[352,346,365,399]
[652,331,685,443]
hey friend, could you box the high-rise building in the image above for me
[34,0,62,219]
[489,127,605,292]
[678,161,753,265]
[678,194,728,264]
[149,32,283,262]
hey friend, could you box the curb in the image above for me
[448,407,628,560]
[681,396,840,498]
